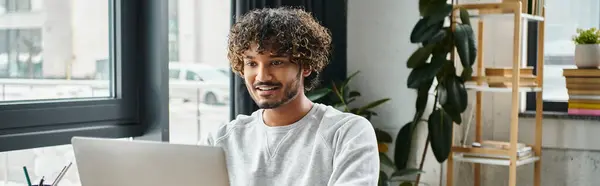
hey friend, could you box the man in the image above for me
[204,7,379,186]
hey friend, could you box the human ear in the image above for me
[302,68,311,77]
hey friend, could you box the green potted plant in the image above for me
[307,71,423,186]
[572,27,600,68]
[403,0,476,166]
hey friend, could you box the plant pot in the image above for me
[574,44,600,68]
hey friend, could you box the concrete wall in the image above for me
[347,0,600,185]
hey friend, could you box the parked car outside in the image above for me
[168,62,230,105]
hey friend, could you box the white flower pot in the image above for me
[574,44,600,68]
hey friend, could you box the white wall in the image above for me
[347,0,442,185]
[347,0,600,186]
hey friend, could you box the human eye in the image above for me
[245,61,257,67]
[271,60,284,66]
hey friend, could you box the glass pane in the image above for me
[168,0,231,145]
[543,0,600,102]
[0,0,112,102]
[0,138,133,186]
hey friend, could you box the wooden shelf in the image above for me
[468,13,544,22]
[456,2,545,22]
[465,83,542,92]
[453,153,540,166]
[446,1,545,186]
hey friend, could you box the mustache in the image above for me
[253,81,282,87]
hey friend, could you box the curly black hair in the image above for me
[227,7,332,91]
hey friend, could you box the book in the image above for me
[563,68,600,78]
[567,90,600,96]
[566,84,600,91]
[568,108,600,116]
[568,99,600,104]
[569,95,600,100]
[485,67,534,77]
[472,140,527,150]
[566,78,600,85]
[466,141,533,160]
[568,102,600,110]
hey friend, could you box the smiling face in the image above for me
[242,43,311,109]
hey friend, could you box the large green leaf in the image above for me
[423,28,449,46]
[357,98,390,114]
[466,25,477,67]
[428,108,453,163]
[453,24,477,68]
[375,128,393,143]
[349,91,361,98]
[306,88,331,101]
[406,52,446,89]
[341,71,360,91]
[407,44,435,68]
[415,78,433,114]
[459,7,471,26]
[394,122,414,170]
[461,66,473,81]
[445,75,468,113]
[410,17,445,44]
[380,152,395,168]
[399,182,413,186]
[422,1,453,24]
[442,102,462,124]
[419,0,434,16]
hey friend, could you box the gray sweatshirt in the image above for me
[203,103,380,186]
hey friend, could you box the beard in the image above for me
[249,75,302,109]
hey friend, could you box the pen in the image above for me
[52,162,72,186]
[39,176,45,186]
[51,166,67,186]
[23,166,32,186]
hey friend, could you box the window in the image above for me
[168,0,231,145]
[526,0,600,112]
[1,0,170,185]
[0,0,112,101]
[0,0,147,179]
[0,0,31,13]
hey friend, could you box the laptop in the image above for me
[72,137,230,186]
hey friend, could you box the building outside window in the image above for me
[0,29,43,79]
[168,0,179,62]
[526,0,600,112]
[0,0,32,13]
[0,0,232,185]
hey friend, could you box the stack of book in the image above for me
[563,68,600,116]
[483,67,537,88]
[463,141,533,160]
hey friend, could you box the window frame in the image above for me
[525,21,569,112]
[525,3,600,112]
[0,0,170,152]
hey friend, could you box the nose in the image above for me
[255,65,273,82]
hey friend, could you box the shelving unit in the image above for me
[446,1,545,186]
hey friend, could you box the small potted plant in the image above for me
[573,27,600,68]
